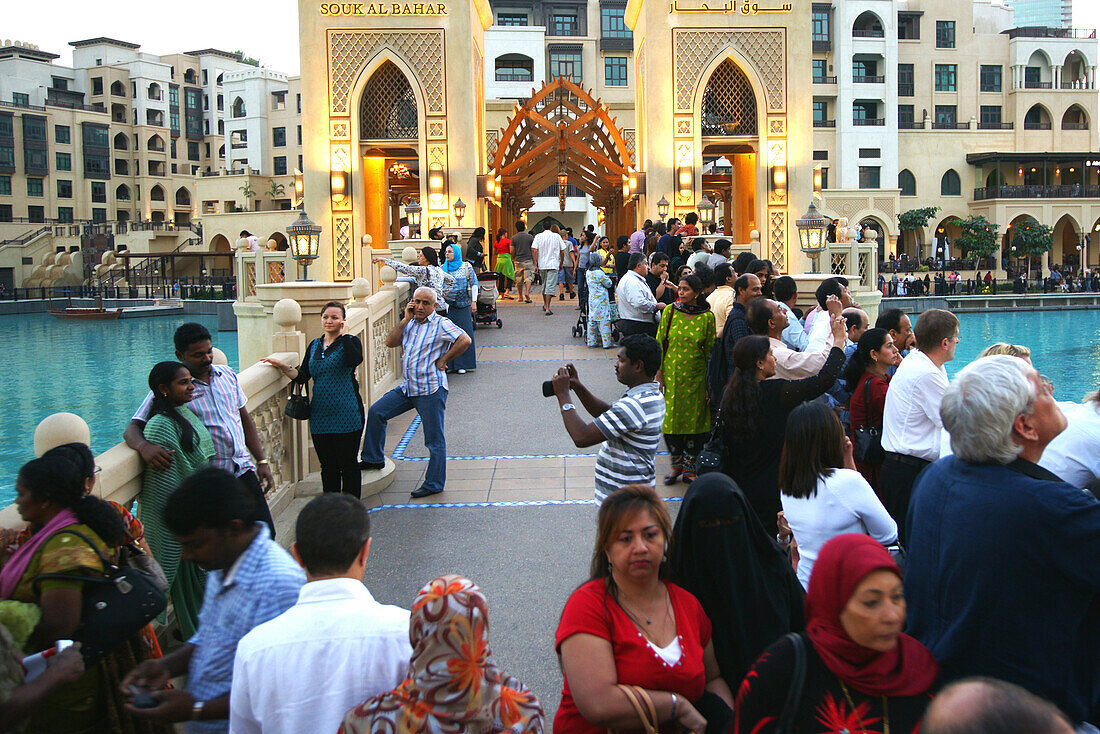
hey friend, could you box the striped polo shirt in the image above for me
[401,312,465,396]
[593,382,666,501]
[134,364,254,476]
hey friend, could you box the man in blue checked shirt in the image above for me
[359,287,471,498]
[121,468,304,731]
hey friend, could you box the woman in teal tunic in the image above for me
[140,360,214,638]
[263,300,365,497]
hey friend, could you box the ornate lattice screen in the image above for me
[701,59,757,136]
[359,61,418,140]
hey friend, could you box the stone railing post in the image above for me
[271,297,306,358]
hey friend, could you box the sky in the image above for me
[5,0,302,75]
[4,0,1099,79]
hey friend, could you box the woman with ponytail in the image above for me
[717,315,847,535]
[138,360,214,638]
[844,329,900,490]
[0,452,127,731]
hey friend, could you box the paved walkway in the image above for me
[367,297,678,507]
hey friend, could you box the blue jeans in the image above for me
[361,386,449,491]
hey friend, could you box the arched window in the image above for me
[359,61,418,140]
[183,69,197,84]
[113,132,128,151]
[941,169,961,196]
[1025,104,1052,130]
[495,54,534,82]
[110,80,126,97]
[853,11,885,37]
[899,169,916,196]
[115,184,131,201]
[1062,104,1089,130]
[175,187,191,206]
[701,59,757,136]
[147,83,161,100]
[147,134,165,152]
[150,185,165,202]
[232,97,246,118]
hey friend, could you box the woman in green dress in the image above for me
[138,361,214,638]
[656,273,715,485]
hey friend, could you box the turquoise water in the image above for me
[0,313,238,504]
[0,309,1096,507]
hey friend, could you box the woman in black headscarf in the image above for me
[670,473,805,686]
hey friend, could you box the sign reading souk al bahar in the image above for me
[319,2,447,15]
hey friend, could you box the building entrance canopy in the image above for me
[490,77,635,212]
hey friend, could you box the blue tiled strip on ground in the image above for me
[391,416,670,461]
[367,497,683,513]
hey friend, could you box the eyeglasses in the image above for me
[1039,375,1055,396]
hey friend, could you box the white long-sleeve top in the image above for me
[781,468,899,589]
[881,349,949,461]
[616,270,661,322]
[778,300,808,352]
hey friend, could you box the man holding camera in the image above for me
[551,334,665,501]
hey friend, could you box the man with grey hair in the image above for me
[922,678,1075,734]
[907,355,1100,728]
[359,287,471,497]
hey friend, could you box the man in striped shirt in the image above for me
[551,334,665,501]
[360,287,471,498]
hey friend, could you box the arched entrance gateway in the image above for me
[489,77,635,242]
[299,0,816,282]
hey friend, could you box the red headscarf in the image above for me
[804,534,938,697]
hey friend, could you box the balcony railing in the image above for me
[1005,26,1096,39]
[898,83,914,96]
[1061,80,1093,89]
[853,29,885,38]
[973,184,1100,200]
[978,121,1014,130]
[494,71,534,82]
[1063,122,1090,130]
[813,76,838,84]
[933,121,971,130]
[853,75,885,83]
[1024,121,1052,130]
[814,119,836,128]
[1023,80,1053,89]
[853,118,885,126]
[898,120,922,129]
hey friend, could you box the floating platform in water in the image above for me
[118,304,185,319]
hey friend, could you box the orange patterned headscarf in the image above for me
[340,575,544,734]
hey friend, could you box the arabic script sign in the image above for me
[669,0,792,14]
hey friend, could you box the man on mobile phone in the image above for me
[359,287,471,498]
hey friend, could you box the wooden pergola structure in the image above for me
[488,77,638,240]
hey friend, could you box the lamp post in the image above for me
[453,198,466,225]
[286,210,321,281]
[697,194,715,227]
[656,195,669,219]
[795,200,828,273]
[404,200,422,238]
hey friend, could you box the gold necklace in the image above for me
[839,681,890,734]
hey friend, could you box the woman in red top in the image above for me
[845,328,900,491]
[494,226,515,298]
[555,485,734,733]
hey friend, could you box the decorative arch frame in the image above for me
[149,184,166,201]
[1026,49,1053,69]
[852,10,886,34]
[1025,102,1053,124]
[1064,49,1091,67]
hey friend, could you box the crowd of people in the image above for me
[4,213,1100,734]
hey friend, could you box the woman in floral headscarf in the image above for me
[340,575,544,734]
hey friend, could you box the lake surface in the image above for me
[0,314,237,503]
[0,308,1096,506]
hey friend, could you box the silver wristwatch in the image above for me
[561,403,576,412]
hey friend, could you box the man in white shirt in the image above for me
[805,277,856,352]
[1037,401,1100,490]
[230,494,411,734]
[748,297,841,379]
[531,224,566,316]
[880,308,960,542]
[616,252,665,337]
[708,262,737,337]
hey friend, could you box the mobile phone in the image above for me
[128,684,158,709]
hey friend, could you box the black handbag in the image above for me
[775,632,808,734]
[35,529,168,665]
[852,377,885,464]
[285,379,311,420]
[695,409,726,476]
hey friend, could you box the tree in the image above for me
[266,180,286,201]
[897,207,940,260]
[233,51,261,67]
[238,182,256,211]
[1010,217,1053,278]
[951,215,1000,260]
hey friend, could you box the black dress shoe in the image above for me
[359,460,385,471]
[411,486,444,498]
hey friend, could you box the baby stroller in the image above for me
[474,271,503,329]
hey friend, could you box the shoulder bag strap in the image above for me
[863,375,880,429]
[660,307,676,357]
[613,684,659,734]
[776,632,807,734]
[31,528,117,595]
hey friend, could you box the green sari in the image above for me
[139,405,214,638]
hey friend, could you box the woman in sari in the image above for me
[341,575,543,733]
[0,453,128,733]
[138,361,214,638]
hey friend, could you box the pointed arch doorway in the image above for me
[489,77,637,240]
